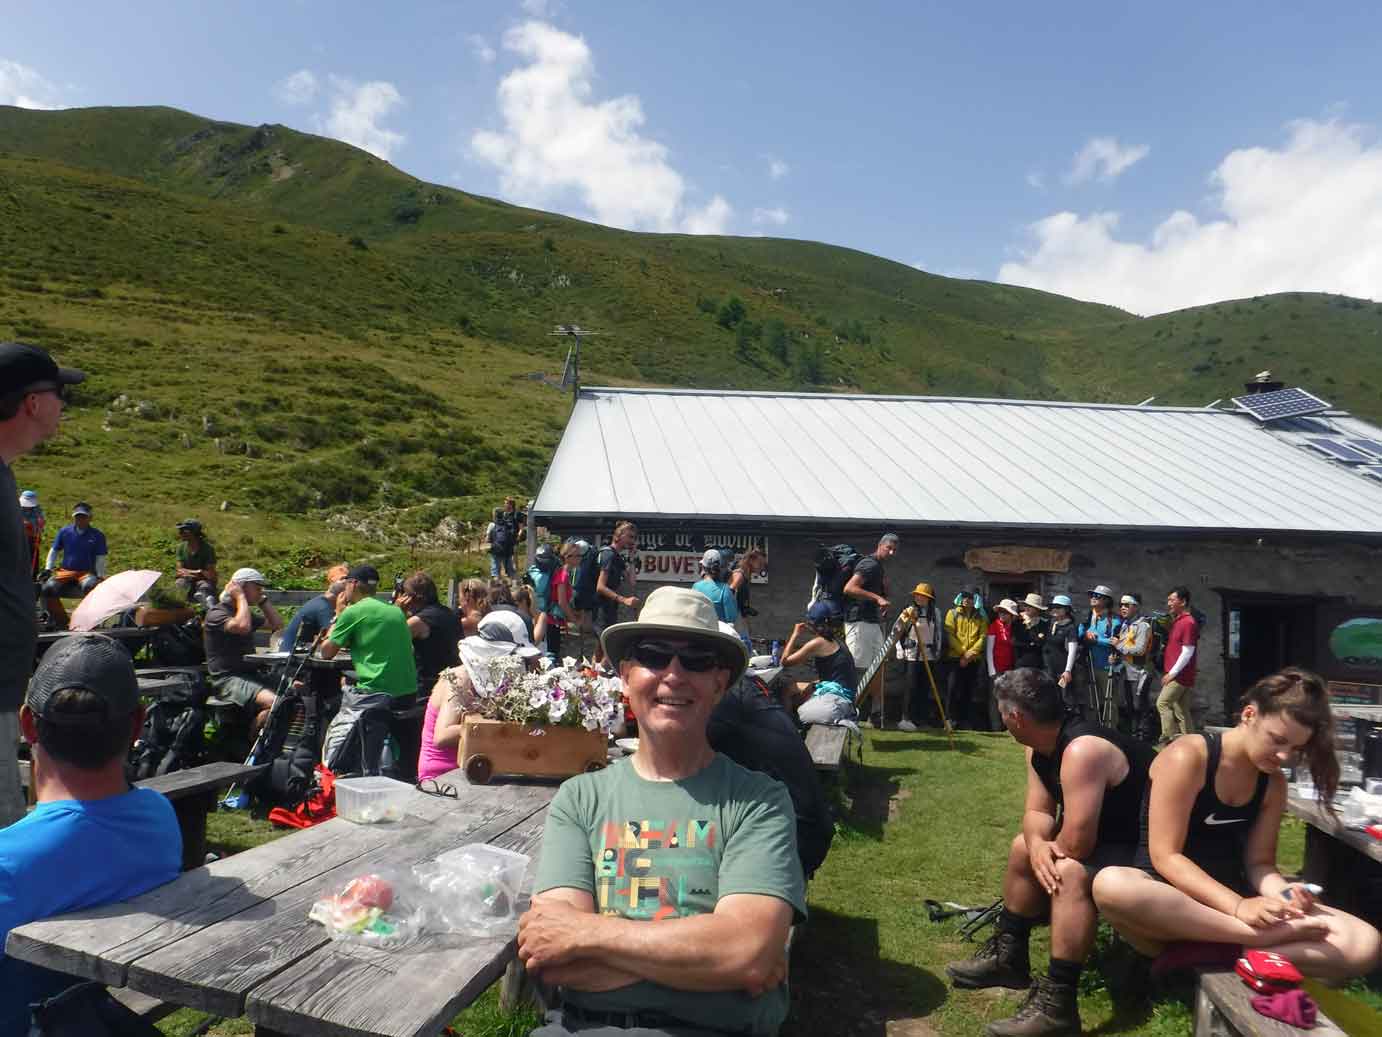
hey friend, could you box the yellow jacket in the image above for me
[944,608,986,660]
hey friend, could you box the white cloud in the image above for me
[274,68,318,106]
[470,21,733,234]
[999,118,1382,315]
[321,76,405,160]
[467,34,497,63]
[767,156,790,180]
[0,59,63,109]
[752,206,790,227]
[1026,170,1045,190]
[519,0,557,16]
[1065,136,1150,184]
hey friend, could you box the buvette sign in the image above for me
[631,533,768,584]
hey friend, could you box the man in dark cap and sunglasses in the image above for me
[519,587,806,1037]
[0,341,85,827]
[0,634,181,1031]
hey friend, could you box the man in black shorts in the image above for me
[946,668,1154,1037]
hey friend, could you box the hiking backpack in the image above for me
[812,543,862,604]
[571,540,601,611]
[490,513,516,555]
[247,691,324,808]
[128,682,206,780]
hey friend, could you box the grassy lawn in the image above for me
[156,733,1379,1036]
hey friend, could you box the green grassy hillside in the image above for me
[2,104,1380,582]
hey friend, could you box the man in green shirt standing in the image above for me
[320,564,418,777]
[173,519,218,609]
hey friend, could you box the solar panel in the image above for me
[1360,466,1382,482]
[1307,438,1373,463]
[1231,387,1331,422]
[1346,438,1382,458]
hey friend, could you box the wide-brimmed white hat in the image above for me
[601,586,748,683]
[995,598,1020,617]
[1019,592,1047,611]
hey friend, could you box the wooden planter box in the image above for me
[134,606,196,627]
[460,715,607,784]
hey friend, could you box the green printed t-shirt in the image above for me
[534,753,807,1035]
[329,596,417,696]
[176,540,216,570]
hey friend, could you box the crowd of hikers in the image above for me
[1,343,1379,1036]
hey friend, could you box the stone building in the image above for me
[532,385,1382,723]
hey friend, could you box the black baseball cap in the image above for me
[176,518,203,534]
[27,634,140,725]
[346,564,380,586]
[0,342,86,396]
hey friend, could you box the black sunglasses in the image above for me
[630,640,722,673]
[415,778,458,799]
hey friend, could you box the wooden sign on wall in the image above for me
[964,546,1071,574]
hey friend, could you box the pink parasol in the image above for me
[68,569,163,631]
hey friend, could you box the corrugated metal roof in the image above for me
[533,387,1382,536]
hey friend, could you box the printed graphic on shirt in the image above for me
[594,817,719,920]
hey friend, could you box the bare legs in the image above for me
[1092,867,1380,979]
[1004,833,1099,961]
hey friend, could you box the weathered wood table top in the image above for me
[1286,792,1382,864]
[7,772,556,1037]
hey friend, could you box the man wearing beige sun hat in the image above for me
[520,587,806,1037]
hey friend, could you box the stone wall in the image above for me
[605,526,1382,725]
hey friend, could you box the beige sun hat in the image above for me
[601,586,749,683]
[1020,592,1047,611]
[995,598,1020,617]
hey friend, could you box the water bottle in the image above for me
[771,640,782,667]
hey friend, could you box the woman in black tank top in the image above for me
[1090,669,1380,979]
[780,600,857,725]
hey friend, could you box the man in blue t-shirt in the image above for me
[40,501,108,629]
[0,634,182,1032]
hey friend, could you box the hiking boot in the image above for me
[986,975,1080,1037]
[897,718,919,733]
[946,929,1031,990]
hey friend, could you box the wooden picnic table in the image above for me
[1285,791,1382,926]
[7,773,556,1037]
[243,650,355,672]
[137,675,194,698]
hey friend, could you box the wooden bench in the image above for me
[136,761,268,871]
[1194,970,1344,1036]
[804,724,855,772]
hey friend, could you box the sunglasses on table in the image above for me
[415,778,458,798]
[629,640,724,673]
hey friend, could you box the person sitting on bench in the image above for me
[39,502,107,629]
[780,598,857,726]
[0,634,181,1032]
[1092,668,1380,980]
[518,587,805,1037]
[947,667,1155,1037]
[203,567,283,735]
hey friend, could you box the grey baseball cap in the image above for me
[27,634,140,725]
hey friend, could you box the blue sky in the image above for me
[5,1,1382,314]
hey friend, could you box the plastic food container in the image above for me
[335,776,415,824]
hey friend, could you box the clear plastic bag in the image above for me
[308,845,531,948]
[415,844,530,934]
[308,868,425,949]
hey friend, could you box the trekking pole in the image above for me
[918,651,954,748]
